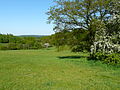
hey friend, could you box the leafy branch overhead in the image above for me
[47,0,114,31]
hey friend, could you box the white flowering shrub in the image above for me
[89,7,120,65]
[91,12,120,54]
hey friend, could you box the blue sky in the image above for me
[0,0,54,35]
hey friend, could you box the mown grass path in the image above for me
[0,48,120,90]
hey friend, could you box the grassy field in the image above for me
[0,48,120,90]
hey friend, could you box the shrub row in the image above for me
[0,43,43,50]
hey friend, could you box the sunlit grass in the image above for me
[0,48,120,90]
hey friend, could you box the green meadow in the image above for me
[0,48,120,90]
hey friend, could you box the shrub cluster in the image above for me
[0,43,43,50]
[89,53,120,65]
[104,54,120,65]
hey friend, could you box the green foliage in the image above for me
[89,0,120,66]
[0,43,21,50]
[104,54,120,65]
[51,29,90,52]
[0,34,54,50]
[50,31,69,50]
[0,34,14,43]
[7,43,20,50]
[89,52,120,65]
[47,0,116,52]
[47,0,112,31]
[0,44,8,50]
[69,29,90,52]
[89,52,106,61]
[71,41,89,52]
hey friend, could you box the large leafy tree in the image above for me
[47,0,112,32]
[47,0,113,49]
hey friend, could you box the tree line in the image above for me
[0,34,52,50]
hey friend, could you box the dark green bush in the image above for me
[89,53,120,65]
[104,54,120,65]
[7,43,19,50]
[0,44,8,50]
[71,41,90,52]
[89,52,106,60]
[71,45,83,52]
[0,43,20,50]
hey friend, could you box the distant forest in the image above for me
[0,34,53,50]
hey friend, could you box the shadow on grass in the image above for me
[58,55,87,59]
